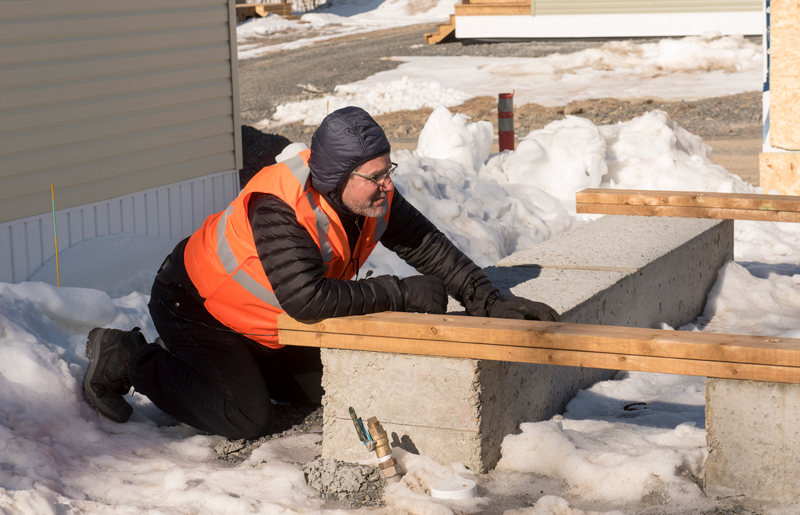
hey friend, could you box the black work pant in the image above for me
[127,275,321,440]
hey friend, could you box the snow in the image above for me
[261,33,762,127]
[3,9,798,515]
[5,100,800,513]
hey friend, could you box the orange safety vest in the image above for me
[184,149,392,348]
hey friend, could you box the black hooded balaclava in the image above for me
[309,106,391,206]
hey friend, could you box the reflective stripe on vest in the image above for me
[216,206,282,309]
[213,155,335,305]
[285,155,333,272]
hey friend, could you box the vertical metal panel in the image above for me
[169,187,181,239]
[55,214,69,254]
[11,224,27,282]
[157,190,170,239]
[192,180,205,232]
[68,211,82,247]
[180,185,193,236]
[0,227,13,283]
[109,201,123,234]
[121,198,134,234]
[83,208,97,241]
[146,192,159,236]
[26,221,42,276]
[0,169,236,283]
[42,217,56,268]
[95,204,109,237]
[134,194,147,235]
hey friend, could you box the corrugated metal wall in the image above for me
[532,0,761,15]
[0,169,238,283]
[0,0,243,225]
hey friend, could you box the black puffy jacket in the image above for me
[247,189,498,322]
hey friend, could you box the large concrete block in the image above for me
[705,378,800,503]
[322,216,733,471]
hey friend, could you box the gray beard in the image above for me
[344,196,389,218]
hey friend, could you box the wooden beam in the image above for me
[278,312,800,384]
[575,189,800,222]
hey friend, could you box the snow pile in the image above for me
[486,116,607,209]
[483,109,755,210]
[497,372,707,504]
[735,220,800,263]
[3,98,800,513]
[236,14,307,40]
[270,76,471,126]
[682,261,800,338]
[416,105,494,173]
[369,106,573,269]
[492,33,762,77]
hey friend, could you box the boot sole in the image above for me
[83,328,133,423]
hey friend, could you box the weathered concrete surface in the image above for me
[322,216,733,471]
[705,378,800,503]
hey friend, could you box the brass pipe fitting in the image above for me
[367,416,402,483]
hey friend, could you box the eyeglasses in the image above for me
[350,162,397,186]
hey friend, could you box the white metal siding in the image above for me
[0,0,243,224]
[0,170,238,283]
[456,11,763,38]
[532,0,761,15]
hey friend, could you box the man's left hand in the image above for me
[487,293,560,322]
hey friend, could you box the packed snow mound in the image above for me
[487,116,607,209]
[682,261,800,337]
[5,104,799,514]
[487,33,761,78]
[416,105,494,173]
[484,109,756,210]
[734,219,800,263]
[236,14,307,39]
[497,371,707,504]
[270,76,470,126]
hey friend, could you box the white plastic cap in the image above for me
[275,142,309,163]
[430,477,477,500]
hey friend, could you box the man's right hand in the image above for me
[399,276,448,314]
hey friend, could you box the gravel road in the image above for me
[238,23,648,124]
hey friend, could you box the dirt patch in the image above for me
[304,457,385,508]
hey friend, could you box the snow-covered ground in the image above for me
[265,34,763,126]
[1,5,793,513]
[4,102,800,513]
[236,0,459,59]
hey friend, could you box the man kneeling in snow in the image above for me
[82,106,559,436]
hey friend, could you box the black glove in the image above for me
[487,292,560,322]
[399,275,448,314]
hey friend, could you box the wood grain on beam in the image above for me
[278,313,800,383]
[575,189,800,222]
[279,330,800,383]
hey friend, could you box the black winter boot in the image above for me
[83,327,146,423]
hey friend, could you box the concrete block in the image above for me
[322,216,733,472]
[705,378,800,504]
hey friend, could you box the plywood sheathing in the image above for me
[760,152,800,194]
[769,0,800,150]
